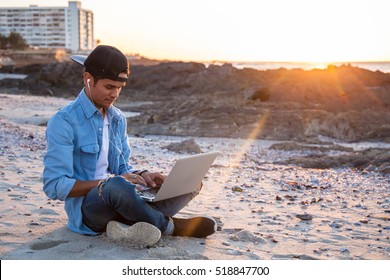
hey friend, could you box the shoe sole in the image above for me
[172,216,217,238]
[106,221,161,248]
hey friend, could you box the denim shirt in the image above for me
[43,90,136,235]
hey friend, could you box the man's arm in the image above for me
[43,114,77,201]
[67,172,164,197]
[67,179,102,197]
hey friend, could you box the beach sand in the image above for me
[0,93,389,260]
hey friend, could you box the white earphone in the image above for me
[86,78,95,105]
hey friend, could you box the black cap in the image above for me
[71,45,129,82]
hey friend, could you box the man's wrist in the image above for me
[131,170,149,176]
[138,170,149,176]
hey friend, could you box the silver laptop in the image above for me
[136,151,221,202]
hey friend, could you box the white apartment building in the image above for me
[0,1,94,52]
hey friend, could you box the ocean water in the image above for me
[0,73,27,80]
[230,61,390,73]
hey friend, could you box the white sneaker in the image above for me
[106,221,161,248]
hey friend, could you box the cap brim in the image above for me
[71,55,87,67]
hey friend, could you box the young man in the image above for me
[43,45,216,245]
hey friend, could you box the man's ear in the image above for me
[83,73,93,87]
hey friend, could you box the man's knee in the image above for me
[107,175,128,186]
[103,176,137,200]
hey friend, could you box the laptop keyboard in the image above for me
[135,185,160,200]
[139,190,156,199]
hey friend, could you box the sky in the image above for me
[2,0,390,63]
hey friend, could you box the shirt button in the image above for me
[99,128,102,131]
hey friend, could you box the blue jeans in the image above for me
[81,176,196,234]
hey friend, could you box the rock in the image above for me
[42,88,54,96]
[227,249,243,256]
[330,221,343,228]
[276,147,390,172]
[229,230,266,244]
[232,186,243,192]
[355,203,367,210]
[296,214,313,221]
[3,60,390,144]
[163,138,202,154]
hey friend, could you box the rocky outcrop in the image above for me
[273,144,390,174]
[1,61,390,142]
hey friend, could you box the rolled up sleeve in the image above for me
[43,114,76,201]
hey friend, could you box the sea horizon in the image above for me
[205,60,390,73]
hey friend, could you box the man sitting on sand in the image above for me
[43,45,216,247]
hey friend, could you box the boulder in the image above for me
[163,139,202,154]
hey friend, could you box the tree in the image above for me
[0,33,7,49]
[7,32,28,50]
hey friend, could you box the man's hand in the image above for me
[121,173,147,186]
[121,172,165,187]
[140,171,165,187]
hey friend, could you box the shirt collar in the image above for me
[79,89,119,121]
[80,89,99,119]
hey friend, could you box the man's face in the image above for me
[86,76,126,109]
